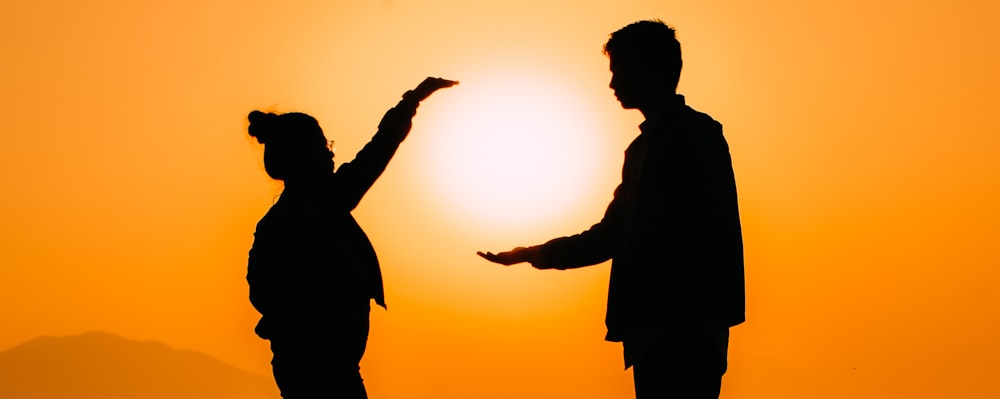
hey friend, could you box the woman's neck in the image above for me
[282,175,327,195]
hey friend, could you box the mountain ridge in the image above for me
[0,331,279,399]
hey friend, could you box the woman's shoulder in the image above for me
[254,200,293,233]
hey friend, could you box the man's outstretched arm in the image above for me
[478,203,619,270]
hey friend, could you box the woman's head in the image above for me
[248,110,334,181]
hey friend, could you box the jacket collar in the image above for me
[639,94,686,133]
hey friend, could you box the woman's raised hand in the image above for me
[403,77,459,102]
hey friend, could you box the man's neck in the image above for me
[637,93,681,119]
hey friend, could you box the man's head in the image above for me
[604,20,682,110]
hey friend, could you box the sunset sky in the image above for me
[1,0,998,397]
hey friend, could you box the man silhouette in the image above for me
[478,20,744,398]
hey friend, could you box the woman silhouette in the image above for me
[246,77,456,398]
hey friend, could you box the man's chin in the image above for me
[616,99,638,109]
[613,94,632,107]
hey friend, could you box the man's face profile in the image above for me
[608,57,655,110]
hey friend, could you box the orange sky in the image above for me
[1,0,998,397]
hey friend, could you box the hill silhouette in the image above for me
[0,331,279,399]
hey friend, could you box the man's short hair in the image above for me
[603,20,682,89]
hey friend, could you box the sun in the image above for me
[412,67,612,233]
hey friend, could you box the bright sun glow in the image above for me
[414,68,610,232]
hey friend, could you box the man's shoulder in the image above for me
[644,103,721,133]
[664,106,729,154]
[679,105,722,131]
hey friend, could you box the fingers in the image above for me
[421,76,459,89]
[477,251,506,264]
[477,251,509,265]
[431,76,459,86]
[407,77,459,102]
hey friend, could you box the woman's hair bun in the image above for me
[247,110,277,144]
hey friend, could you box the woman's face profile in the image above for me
[292,141,335,178]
